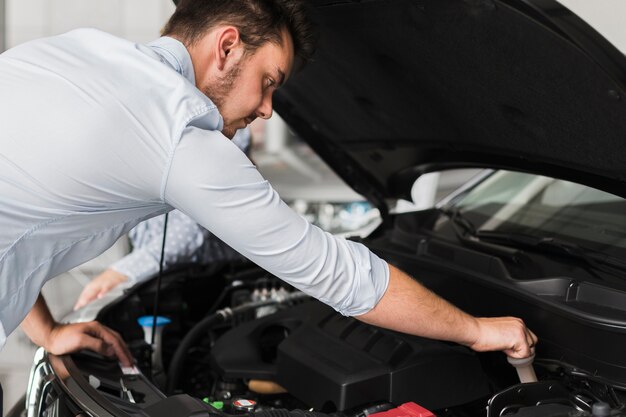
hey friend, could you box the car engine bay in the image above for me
[25,239,626,417]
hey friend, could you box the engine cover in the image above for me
[211,301,490,411]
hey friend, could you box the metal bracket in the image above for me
[487,381,574,417]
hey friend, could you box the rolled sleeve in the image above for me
[163,127,390,316]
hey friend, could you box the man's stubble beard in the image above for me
[203,64,242,139]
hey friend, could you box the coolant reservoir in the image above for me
[138,315,171,375]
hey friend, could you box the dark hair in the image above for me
[163,0,316,67]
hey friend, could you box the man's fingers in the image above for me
[79,333,113,357]
[507,323,537,359]
[503,341,531,359]
[512,343,532,359]
[522,329,538,355]
[43,322,133,367]
[86,322,133,366]
[473,316,537,359]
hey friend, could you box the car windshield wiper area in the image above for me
[475,230,626,274]
[439,208,626,278]
[439,208,527,263]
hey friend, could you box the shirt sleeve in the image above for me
[110,210,208,284]
[163,126,389,316]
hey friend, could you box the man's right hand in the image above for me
[23,294,134,367]
[469,316,537,359]
[46,321,134,367]
[74,269,128,310]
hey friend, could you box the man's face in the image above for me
[202,29,295,138]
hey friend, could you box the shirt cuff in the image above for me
[337,252,390,317]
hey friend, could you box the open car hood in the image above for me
[274,0,626,212]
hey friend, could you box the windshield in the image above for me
[449,171,626,258]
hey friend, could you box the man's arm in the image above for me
[164,126,537,358]
[357,265,537,358]
[23,294,133,366]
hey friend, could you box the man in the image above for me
[0,0,537,370]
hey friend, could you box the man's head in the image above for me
[163,0,315,138]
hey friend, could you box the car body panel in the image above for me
[275,0,626,210]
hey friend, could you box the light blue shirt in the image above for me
[0,29,389,349]
[112,129,250,283]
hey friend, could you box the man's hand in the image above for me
[74,269,128,310]
[22,294,134,366]
[45,321,134,366]
[470,316,537,359]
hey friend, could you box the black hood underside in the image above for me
[275,0,626,210]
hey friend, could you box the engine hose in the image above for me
[166,311,227,394]
[166,293,308,394]
[252,409,330,417]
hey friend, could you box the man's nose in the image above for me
[256,95,273,120]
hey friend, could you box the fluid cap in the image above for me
[137,316,171,328]
[232,399,257,412]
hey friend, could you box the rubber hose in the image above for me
[166,312,226,394]
[166,294,307,394]
[165,299,278,394]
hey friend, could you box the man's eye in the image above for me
[266,78,275,89]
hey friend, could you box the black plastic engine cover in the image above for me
[211,300,490,411]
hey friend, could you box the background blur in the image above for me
[1,0,626,412]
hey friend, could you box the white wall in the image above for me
[6,0,174,48]
[558,0,626,54]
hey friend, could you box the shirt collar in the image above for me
[147,36,196,85]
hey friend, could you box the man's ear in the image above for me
[215,26,243,71]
